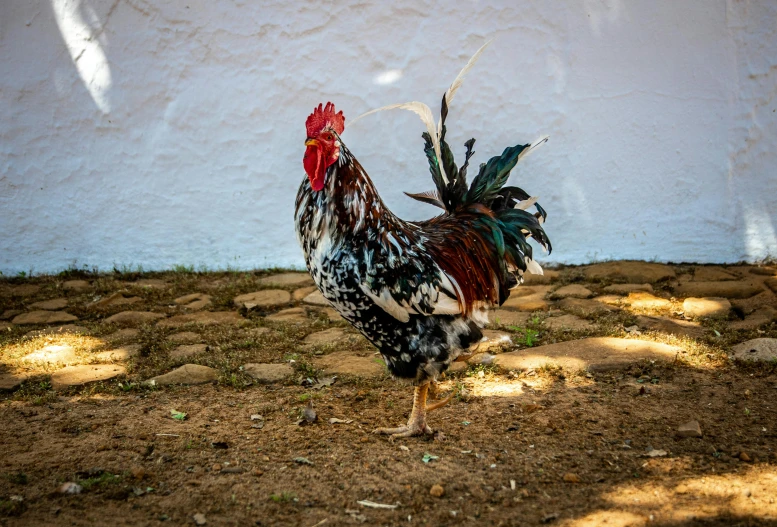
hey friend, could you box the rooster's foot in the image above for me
[373,421,433,440]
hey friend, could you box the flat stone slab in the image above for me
[167,331,201,344]
[583,262,675,283]
[243,363,294,383]
[1,309,23,320]
[106,328,140,341]
[266,308,309,324]
[104,311,165,327]
[691,267,739,281]
[319,307,344,322]
[749,266,777,276]
[731,338,777,363]
[258,273,314,287]
[132,279,167,289]
[51,364,126,389]
[623,292,671,310]
[89,293,142,310]
[683,297,731,318]
[314,351,384,377]
[303,290,329,306]
[675,281,763,299]
[636,315,704,338]
[28,297,68,310]
[765,278,777,294]
[62,280,91,293]
[4,284,41,297]
[25,324,89,338]
[170,344,208,360]
[0,373,30,391]
[551,284,593,299]
[558,298,617,317]
[593,295,624,306]
[22,344,77,365]
[143,364,218,386]
[729,307,777,330]
[174,293,212,310]
[304,328,358,346]
[12,310,78,325]
[488,309,532,328]
[233,290,291,309]
[603,283,654,295]
[493,337,683,372]
[93,345,141,362]
[293,286,318,302]
[543,314,596,331]
[501,286,552,312]
[156,311,245,328]
[522,269,560,285]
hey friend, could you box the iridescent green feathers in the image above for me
[410,93,552,279]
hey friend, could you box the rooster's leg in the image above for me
[374,383,434,438]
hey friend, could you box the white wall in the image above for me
[1,0,775,275]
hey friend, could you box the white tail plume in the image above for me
[437,39,494,134]
[347,101,445,182]
[345,40,495,186]
[516,135,549,164]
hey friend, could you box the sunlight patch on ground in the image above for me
[443,375,553,398]
[561,465,777,526]
[1,334,108,372]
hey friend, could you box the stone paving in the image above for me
[0,262,776,392]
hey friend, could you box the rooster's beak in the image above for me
[305,139,319,147]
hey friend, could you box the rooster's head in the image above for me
[304,102,345,191]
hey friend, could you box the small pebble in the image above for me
[130,467,146,480]
[212,463,222,472]
[739,452,752,462]
[430,484,445,497]
[252,469,264,477]
[193,513,207,525]
[677,420,703,438]
[563,473,581,483]
[262,456,270,462]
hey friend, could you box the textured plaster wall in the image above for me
[1,0,776,274]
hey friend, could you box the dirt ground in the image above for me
[1,263,776,526]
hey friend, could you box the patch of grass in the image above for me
[11,377,57,405]
[292,360,319,379]
[536,363,565,379]
[77,471,122,492]
[0,498,25,517]
[269,491,297,503]
[4,472,28,485]
[509,327,540,347]
[467,363,499,378]
[137,323,167,358]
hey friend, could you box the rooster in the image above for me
[295,46,551,438]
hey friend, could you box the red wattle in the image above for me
[303,145,325,191]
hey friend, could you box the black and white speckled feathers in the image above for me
[295,145,483,383]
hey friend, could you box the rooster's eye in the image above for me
[323,133,333,141]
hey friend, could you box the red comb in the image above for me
[306,102,345,137]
